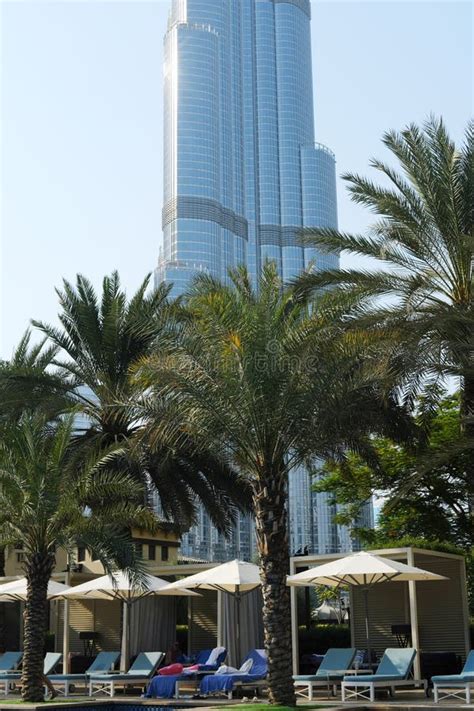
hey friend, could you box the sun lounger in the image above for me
[341,648,427,702]
[432,649,474,703]
[0,652,61,696]
[48,651,120,696]
[89,651,164,697]
[293,648,356,699]
[145,647,227,699]
[0,653,23,674]
[200,649,267,700]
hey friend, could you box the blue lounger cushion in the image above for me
[294,648,356,683]
[343,648,416,685]
[432,650,474,686]
[342,673,404,683]
[200,649,267,695]
[432,674,474,684]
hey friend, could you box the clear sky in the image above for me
[1,0,472,358]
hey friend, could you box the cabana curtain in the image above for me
[222,588,264,665]
[129,596,177,657]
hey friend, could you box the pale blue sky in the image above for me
[1,0,472,358]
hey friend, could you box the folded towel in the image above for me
[205,647,226,666]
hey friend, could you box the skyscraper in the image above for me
[156,0,338,292]
[156,0,372,560]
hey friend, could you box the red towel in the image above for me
[158,663,184,676]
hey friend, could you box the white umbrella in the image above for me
[0,577,70,600]
[287,551,446,663]
[57,571,199,671]
[161,559,261,662]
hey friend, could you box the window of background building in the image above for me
[148,544,156,561]
[77,546,86,562]
[135,543,143,557]
[161,545,169,562]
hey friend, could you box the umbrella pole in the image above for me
[363,587,372,667]
[121,601,130,672]
[235,586,241,667]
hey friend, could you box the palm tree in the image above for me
[0,412,156,702]
[32,271,251,532]
[136,264,415,705]
[296,117,474,525]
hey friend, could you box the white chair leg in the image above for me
[342,683,346,702]
[370,684,375,702]
[434,684,439,703]
[308,684,313,701]
[110,681,115,697]
[89,681,92,697]
[466,685,471,704]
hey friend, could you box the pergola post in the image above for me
[217,590,224,647]
[407,549,421,679]
[289,558,299,675]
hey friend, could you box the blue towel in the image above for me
[145,675,179,699]
[200,649,267,696]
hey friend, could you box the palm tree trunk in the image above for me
[21,553,54,702]
[254,471,295,706]
[461,373,474,546]
[0,547,6,652]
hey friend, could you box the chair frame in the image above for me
[89,653,164,697]
[342,677,428,702]
[433,681,474,704]
[89,674,152,697]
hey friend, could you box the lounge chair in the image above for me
[432,649,474,703]
[48,651,120,696]
[341,648,427,702]
[200,649,267,700]
[0,652,61,696]
[89,651,164,697]
[0,653,23,674]
[293,648,356,700]
[145,647,227,699]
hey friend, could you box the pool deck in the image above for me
[0,690,472,711]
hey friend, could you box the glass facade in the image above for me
[156,0,373,560]
[156,0,339,292]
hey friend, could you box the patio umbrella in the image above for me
[160,559,261,663]
[287,551,446,664]
[57,571,199,671]
[0,577,71,659]
[0,577,70,600]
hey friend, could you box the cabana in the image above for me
[290,547,470,679]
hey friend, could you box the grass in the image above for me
[232,706,328,710]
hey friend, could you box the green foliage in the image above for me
[296,117,474,539]
[298,625,351,656]
[0,412,156,580]
[315,395,471,549]
[26,271,252,533]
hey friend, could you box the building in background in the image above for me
[156,0,372,559]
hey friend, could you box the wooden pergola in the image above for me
[289,547,470,679]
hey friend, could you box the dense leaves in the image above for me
[297,117,474,537]
[135,263,416,705]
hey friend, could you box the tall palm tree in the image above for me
[136,264,415,705]
[32,271,251,533]
[0,412,156,702]
[295,117,474,524]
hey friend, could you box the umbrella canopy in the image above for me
[0,577,70,601]
[161,560,261,665]
[287,551,447,587]
[161,559,261,595]
[287,551,446,663]
[58,571,199,602]
[57,571,198,671]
